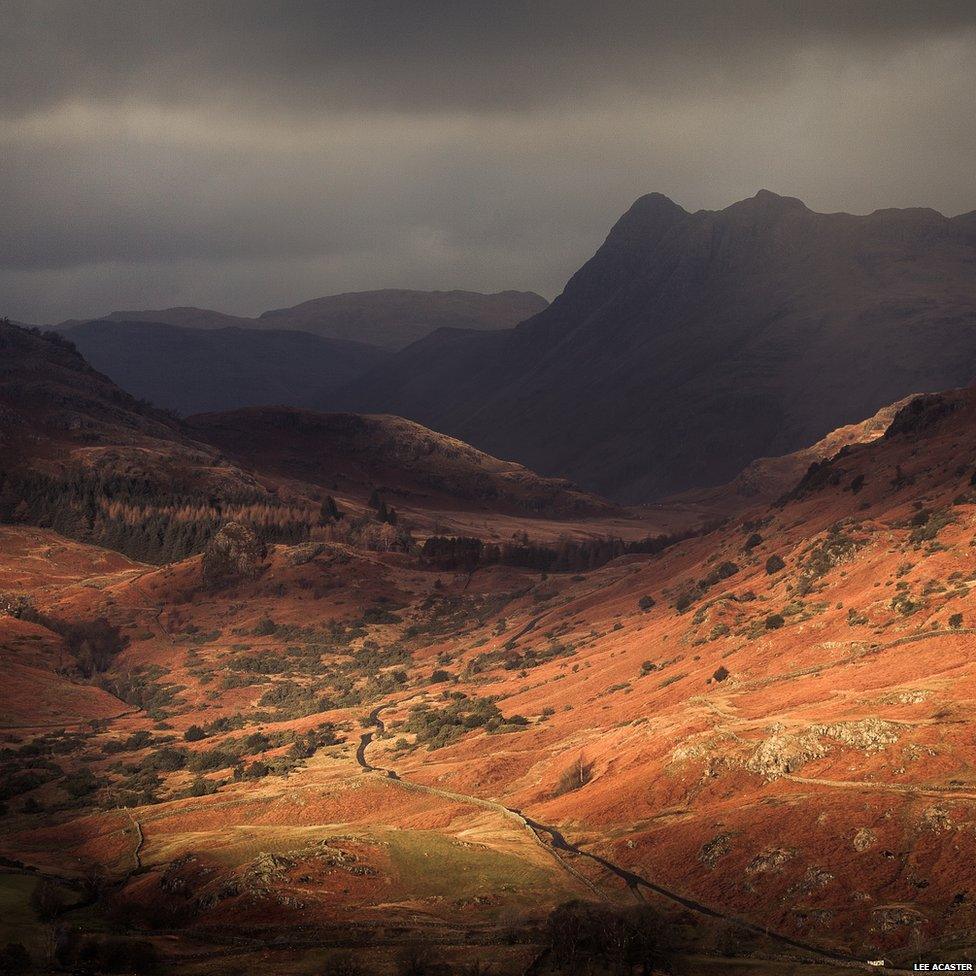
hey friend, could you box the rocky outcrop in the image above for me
[201,522,267,588]
[746,719,899,780]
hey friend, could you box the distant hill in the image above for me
[188,406,615,516]
[345,191,976,500]
[59,306,256,330]
[57,319,388,415]
[256,289,548,349]
[57,288,548,351]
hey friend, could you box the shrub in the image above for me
[187,749,238,773]
[252,616,278,636]
[765,614,785,630]
[147,746,187,772]
[183,725,206,742]
[62,768,99,799]
[699,561,739,590]
[743,533,762,551]
[949,613,964,629]
[765,554,785,575]
[638,595,656,612]
[909,508,954,545]
[188,776,216,797]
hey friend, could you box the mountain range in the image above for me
[59,288,547,350]
[48,194,976,503]
[347,191,976,500]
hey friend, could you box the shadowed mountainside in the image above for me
[57,319,389,415]
[345,191,976,501]
[188,406,616,517]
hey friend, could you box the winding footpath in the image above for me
[356,703,909,972]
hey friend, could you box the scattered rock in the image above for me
[699,832,733,869]
[921,806,952,832]
[853,827,878,852]
[871,906,925,932]
[746,848,794,875]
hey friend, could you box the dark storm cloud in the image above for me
[1,1,975,321]
[3,1,974,116]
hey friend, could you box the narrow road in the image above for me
[355,705,398,778]
[354,704,888,969]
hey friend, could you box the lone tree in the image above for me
[319,495,342,524]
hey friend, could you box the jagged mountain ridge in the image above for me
[344,190,976,501]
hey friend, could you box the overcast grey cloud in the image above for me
[2,1,975,322]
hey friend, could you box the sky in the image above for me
[2,1,975,323]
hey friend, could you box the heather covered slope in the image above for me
[347,191,976,500]
[58,319,389,415]
[2,388,976,971]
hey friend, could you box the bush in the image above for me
[187,749,238,772]
[765,554,785,574]
[743,533,762,551]
[188,776,216,797]
[765,614,785,630]
[62,768,99,798]
[949,613,964,629]
[183,725,206,742]
[638,595,656,612]
[252,616,278,637]
[147,746,187,772]
[699,561,739,590]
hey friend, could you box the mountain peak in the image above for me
[726,188,810,215]
[607,192,688,243]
